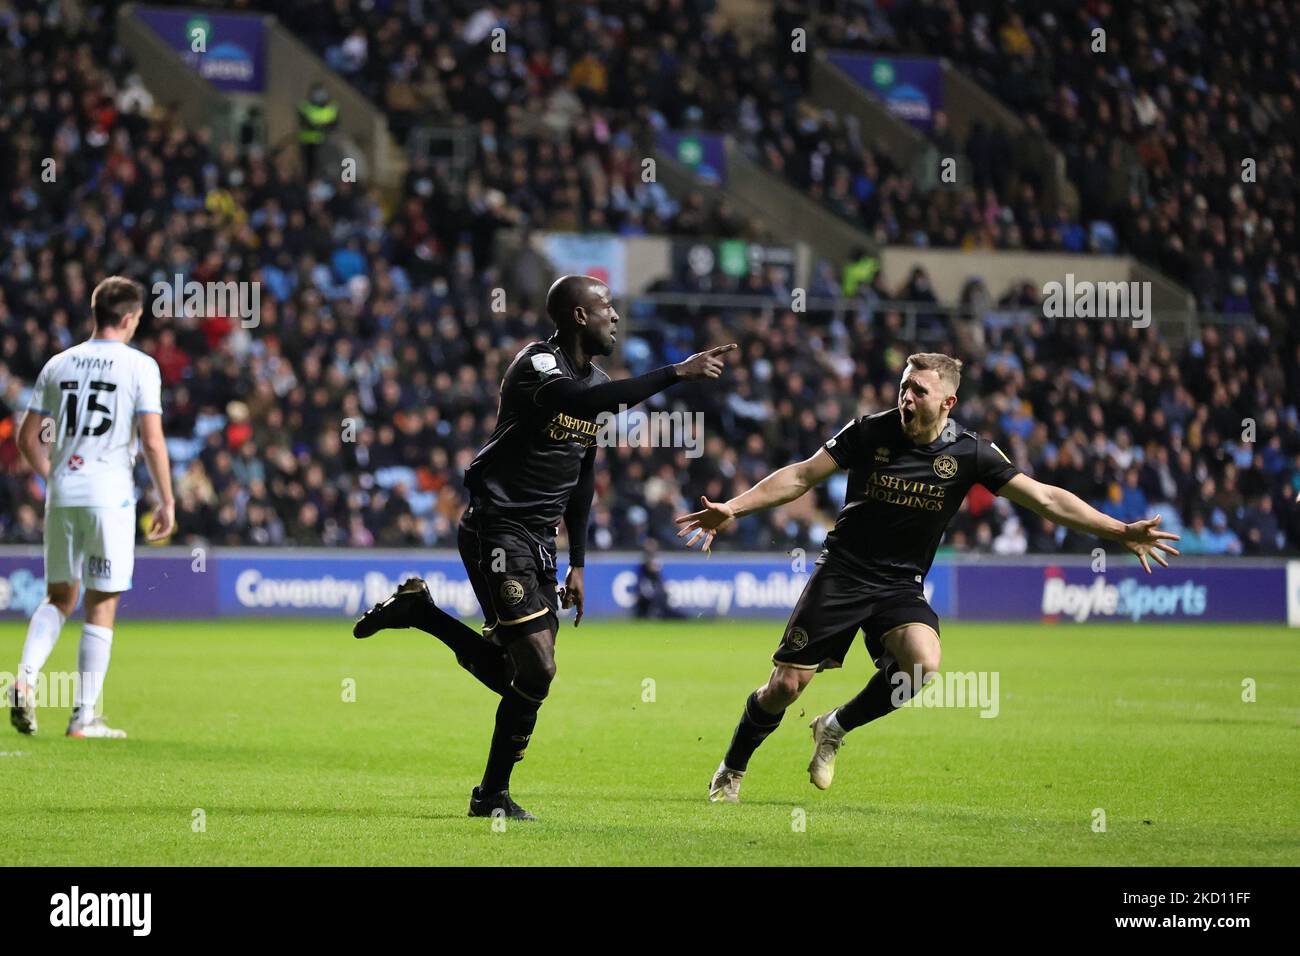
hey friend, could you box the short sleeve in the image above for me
[823,417,868,469]
[507,345,573,405]
[26,361,54,416]
[975,437,1020,492]
[135,356,163,415]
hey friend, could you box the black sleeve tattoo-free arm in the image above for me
[535,365,679,417]
[564,446,597,567]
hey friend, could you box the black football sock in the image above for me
[411,605,511,695]
[455,645,512,697]
[480,686,542,793]
[411,602,480,654]
[722,690,785,772]
[834,658,909,731]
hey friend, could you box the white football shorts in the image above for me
[44,504,137,592]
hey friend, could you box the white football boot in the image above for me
[708,762,745,803]
[66,714,128,738]
[807,712,846,790]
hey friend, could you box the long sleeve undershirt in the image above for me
[534,365,679,417]
[563,445,597,567]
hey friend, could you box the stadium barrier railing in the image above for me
[620,292,1259,344]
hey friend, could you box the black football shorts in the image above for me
[457,501,559,642]
[772,562,940,670]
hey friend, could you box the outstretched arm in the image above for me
[998,473,1180,573]
[675,447,840,552]
[537,366,679,417]
[537,344,737,417]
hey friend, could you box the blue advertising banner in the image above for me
[0,552,1287,624]
[135,7,265,92]
[656,131,727,185]
[924,562,954,617]
[955,563,1287,624]
[214,554,811,620]
[0,554,216,619]
[827,53,944,131]
[217,556,484,619]
[213,553,954,621]
[615,557,806,617]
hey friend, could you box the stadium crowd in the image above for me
[817,0,1300,320]
[133,0,1081,259]
[1,0,1298,559]
[78,0,1300,315]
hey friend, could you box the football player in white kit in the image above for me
[10,277,175,738]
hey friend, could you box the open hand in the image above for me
[1121,514,1181,574]
[673,496,736,553]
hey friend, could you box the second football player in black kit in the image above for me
[676,353,1181,803]
[354,274,736,819]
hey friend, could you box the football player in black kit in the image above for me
[675,353,1181,803]
[354,274,736,819]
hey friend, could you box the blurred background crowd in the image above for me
[2,0,1297,557]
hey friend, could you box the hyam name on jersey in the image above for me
[71,355,116,372]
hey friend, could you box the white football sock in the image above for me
[74,623,113,719]
[18,600,67,687]
[826,710,847,736]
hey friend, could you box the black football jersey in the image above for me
[464,334,609,530]
[819,409,1020,586]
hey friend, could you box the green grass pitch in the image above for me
[1,618,1296,866]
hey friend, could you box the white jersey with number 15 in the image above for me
[26,339,163,509]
